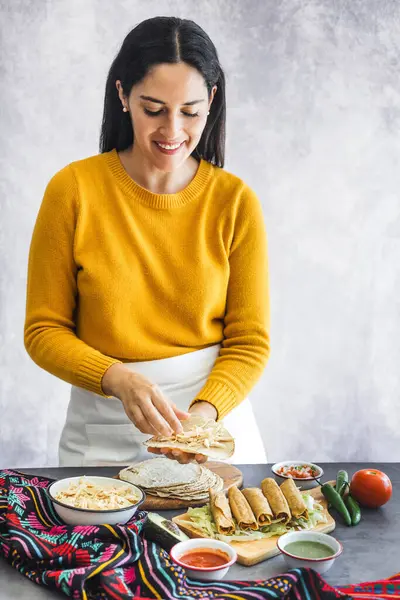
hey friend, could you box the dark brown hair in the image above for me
[100,17,226,167]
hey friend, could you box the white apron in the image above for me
[59,344,267,466]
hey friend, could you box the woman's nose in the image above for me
[158,113,182,140]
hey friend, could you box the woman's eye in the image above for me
[144,108,163,116]
[143,108,199,118]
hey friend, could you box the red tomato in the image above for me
[350,469,392,508]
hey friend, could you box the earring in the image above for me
[207,111,210,115]
[123,106,128,112]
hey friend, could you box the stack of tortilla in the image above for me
[209,477,309,534]
[119,457,224,501]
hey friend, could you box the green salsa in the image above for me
[284,541,335,559]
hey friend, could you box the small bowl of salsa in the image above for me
[170,538,237,581]
[277,531,343,575]
[271,461,323,489]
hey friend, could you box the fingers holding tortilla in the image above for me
[147,446,208,464]
[143,414,234,460]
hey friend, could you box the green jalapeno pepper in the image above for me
[335,470,349,497]
[321,483,352,526]
[345,494,361,526]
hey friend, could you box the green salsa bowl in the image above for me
[277,531,343,575]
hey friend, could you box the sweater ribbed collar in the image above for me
[104,148,213,209]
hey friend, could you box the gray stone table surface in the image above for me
[0,463,399,598]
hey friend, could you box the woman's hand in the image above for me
[148,400,218,464]
[102,363,189,436]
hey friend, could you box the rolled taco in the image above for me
[261,478,291,524]
[280,478,309,520]
[209,488,235,535]
[228,485,258,531]
[242,487,273,526]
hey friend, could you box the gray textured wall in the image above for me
[1,0,399,467]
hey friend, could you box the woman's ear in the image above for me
[208,85,217,112]
[115,80,128,111]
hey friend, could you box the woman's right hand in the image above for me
[101,363,189,436]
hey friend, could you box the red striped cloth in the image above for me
[336,572,400,598]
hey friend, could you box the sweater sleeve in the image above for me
[191,185,271,420]
[24,165,121,395]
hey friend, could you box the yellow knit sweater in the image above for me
[24,150,270,419]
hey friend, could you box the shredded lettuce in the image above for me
[302,493,324,513]
[187,505,217,538]
[260,522,291,536]
[217,521,291,543]
[292,493,328,529]
[291,510,327,530]
[302,493,315,511]
[217,531,266,543]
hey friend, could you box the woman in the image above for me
[24,16,270,467]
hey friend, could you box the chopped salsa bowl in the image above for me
[271,461,323,490]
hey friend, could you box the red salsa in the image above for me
[277,464,318,479]
[178,548,229,568]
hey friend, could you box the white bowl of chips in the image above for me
[47,476,145,526]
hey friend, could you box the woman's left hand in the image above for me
[148,401,217,464]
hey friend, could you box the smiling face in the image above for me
[117,62,215,172]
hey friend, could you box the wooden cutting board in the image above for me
[118,461,243,511]
[172,484,336,566]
